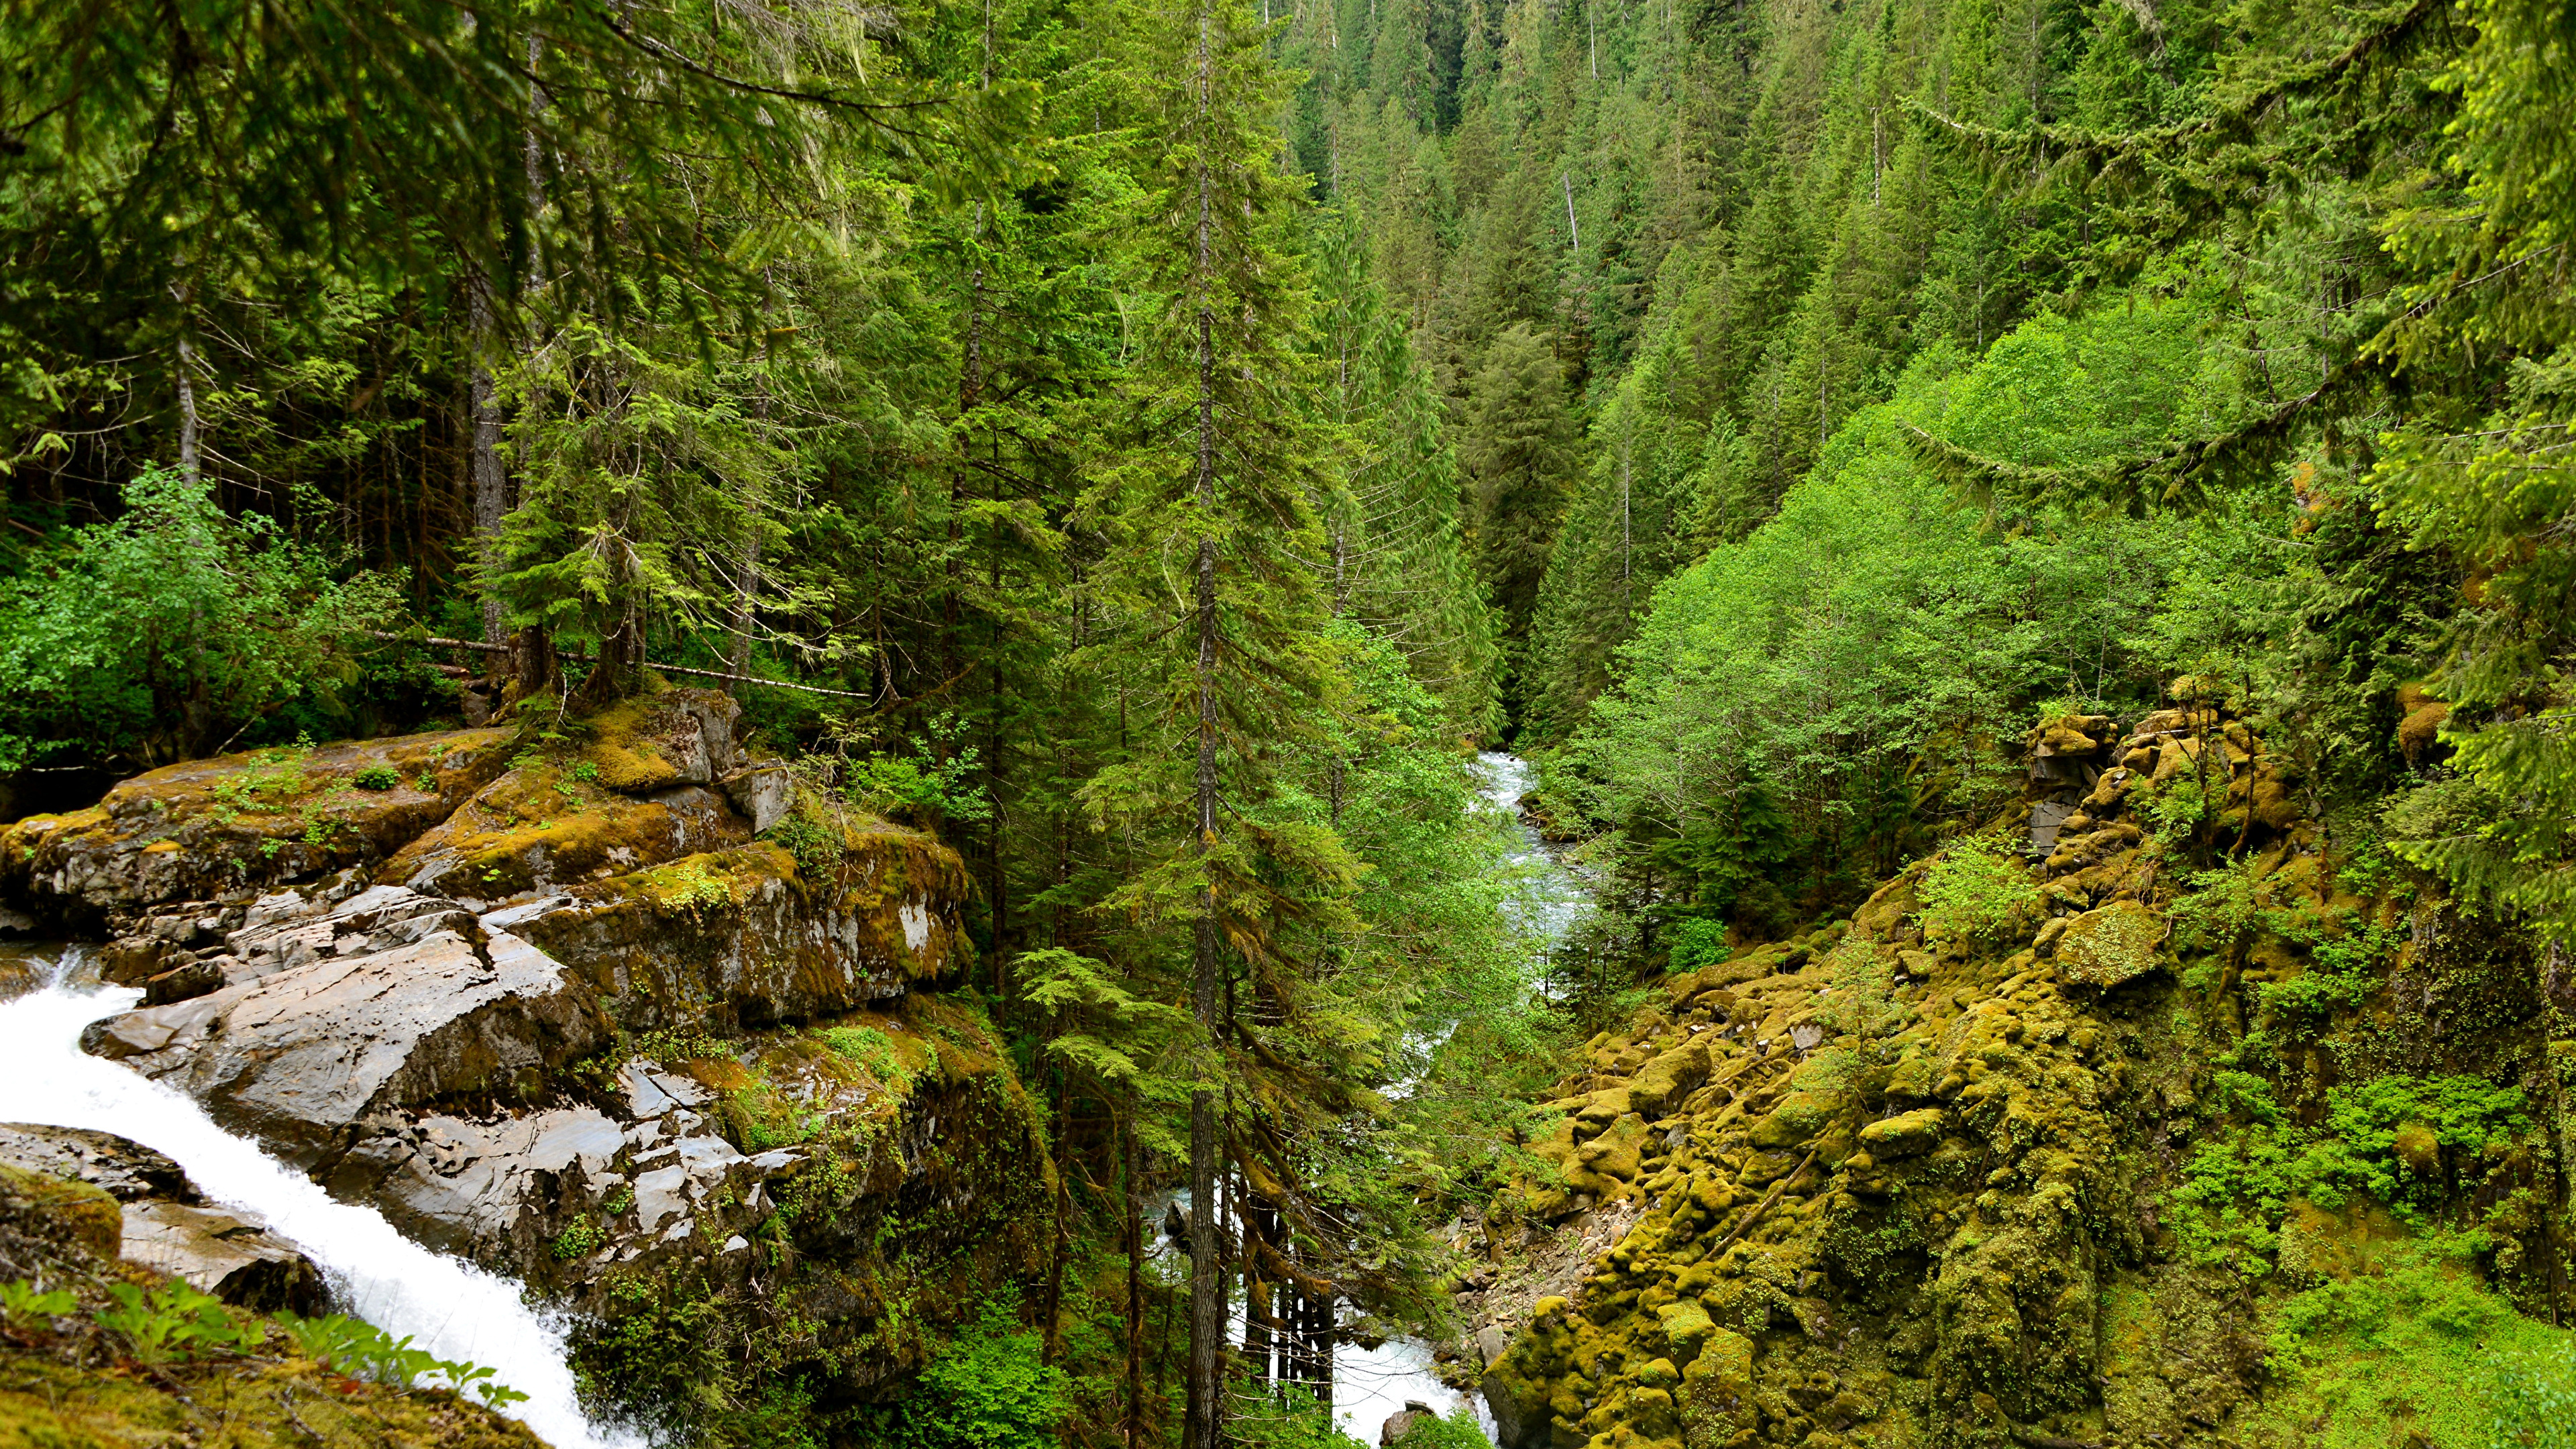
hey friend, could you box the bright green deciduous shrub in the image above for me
[853,1297,1069,1449]
[1915,833,2037,947]
[0,469,405,772]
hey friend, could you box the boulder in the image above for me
[580,689,743,794]
[381,765,749,900]
[723,763,795,835]
[121,1200,329,1314]
[500,835,973,1033]
[0,1124,195,1203]
[2055,900,2161,989]
[1381,1401,1438,1446]
[0,1124,326,1313]
[0,729,513,929]
[1627,1038,1709,1116]
[84,891,606,1165]
[1857,1107,1948,1160]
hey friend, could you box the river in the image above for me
[1328,753,1591,1443]
[0,946,633,1449]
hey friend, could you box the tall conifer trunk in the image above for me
[1185,9,1225,1445]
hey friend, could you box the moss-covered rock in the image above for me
[2053,900,2159,989]
[0,729,512,928]
[1458,701,2576,1449]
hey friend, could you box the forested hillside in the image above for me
[1,0,2574,1444]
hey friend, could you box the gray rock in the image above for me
[122,1199,329,1315]
[722,763,794,834]
[0,1124,325,1315]
[328,1106,626,1260]
[0,1124,197,1203]
[1476,1324,1510,1368]
[1381,1401,1437,1446]
[84,892,605,1165]
[614,1059,714,1118]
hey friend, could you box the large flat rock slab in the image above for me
[83,888,605,1165]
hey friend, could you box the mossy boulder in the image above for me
[501,826,973,1035]
[380,759,749,899]
[1657,1297,1716,1364]
[1856,1107,1947,1161]
[2053,900,2160,988]
[0,1161,120,1262]
[0,728,513,928]
[1678,1326,1756,1445]
[1630,1040,1711,1116]
[578,688,745,794]
[1750,1089,1847,1150]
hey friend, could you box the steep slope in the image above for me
[1459,700,2574,1449]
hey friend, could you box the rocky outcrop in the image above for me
[0,1123,327,1313]
[0,728,515,930]
[0,686,1041,1436]
[1458,700,2547,1449]
[84,887,606,1166]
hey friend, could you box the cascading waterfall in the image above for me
[0,949,636,1449]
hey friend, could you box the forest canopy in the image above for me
[3,0,2575,1440]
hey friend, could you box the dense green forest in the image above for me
[2,0,2574,1443]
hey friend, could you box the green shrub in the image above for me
[352,764,401,790]
[552,1216,606,1260]
[2489,1344,2576,1449]
[0,468,405,771]
[0,1279,76,1326]
[2170,1073,2532,1274]
[1915,833,2036,946]
[850,1296,1069,1449]
[1664,917,1729,974]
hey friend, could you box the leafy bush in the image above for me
[1664,916,1730,974]
[2253,909,2404,1025]
[351,763,401,790]
[2489,1344,2576,1449]
[1915,833,2037,947]
[0,469,405,771]
[849,1297,1069,1448]
[2171,1072,2531,1273]
[845,753,989,824]
[552,1216,606,1260]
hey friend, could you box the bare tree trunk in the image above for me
[1185,11,1224,1446]
[175,337,202,487]
[469,278,510,653]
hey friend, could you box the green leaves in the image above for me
[96,1281,258,1365]
[0,468,402,769]
[277,1311,529,1407]
[0,1279,76,1326]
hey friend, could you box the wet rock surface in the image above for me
[0,688,1048,1426]
[0,1122,327,1313]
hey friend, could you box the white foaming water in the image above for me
[1472,751,1593,951]
[0,950,635,1449]
[1336,1333,1499,1443]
